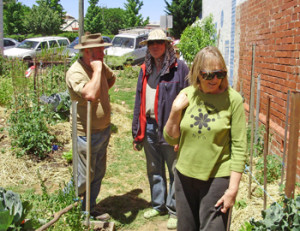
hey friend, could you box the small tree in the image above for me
[23,1,61,35]
[36,0,66,26]
[124,0,149,28]
[84,0,105,34]
[164,0,202,39]
[179,14,217,65]
[3,0,29,35]
[102,7,126,35]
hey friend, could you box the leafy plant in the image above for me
[179,14,217,65]
[0,77,13,106]
[0,187,36,230]
[235,200,248,210]
[244,195,300,230]
[120,64,140,79]
[62,149,73,163]
[8,94,55,158]
[255,155,282,184]
[22,173,84,231]
[247,124,265,157]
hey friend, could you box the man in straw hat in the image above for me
[132,29,189,229]
[66,32,116,220]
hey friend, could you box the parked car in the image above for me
[64,36,112,58]
[3,38,20,50]
[105,28,150,67]
[4,36,70,63]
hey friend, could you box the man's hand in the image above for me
[90,60,103,73]
[133,142,143,151]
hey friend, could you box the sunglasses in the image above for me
[148,40,165,46]
[200,70,227,80]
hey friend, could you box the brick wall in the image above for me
[235,0,300,182]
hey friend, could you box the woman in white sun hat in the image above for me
[132,29,189,229]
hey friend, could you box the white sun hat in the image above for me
[139,29,172,46]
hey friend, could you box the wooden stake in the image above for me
[285,91,300,199]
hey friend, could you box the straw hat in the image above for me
[74,32,112,49]
[140,29,172,46]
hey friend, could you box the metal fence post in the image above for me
[72,101,78,197]
[85,101,92,224]
[280,90,290,185]
[263,96,271,210]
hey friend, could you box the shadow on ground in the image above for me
[95,188,150,224]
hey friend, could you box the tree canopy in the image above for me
[36,0,66,25]
[84,0,105,34]
[124,0,149,28]
[23,1,61,35]
[101,7,126,35]
[3,0,30,35]
[164,0,202,39]
[179,15,217,65]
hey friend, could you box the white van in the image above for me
[4,36,70,63]
[105,28,150,67]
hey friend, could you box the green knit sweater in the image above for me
[164,86,247,181]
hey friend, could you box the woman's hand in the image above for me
[174,144,179,152]
[215,188,238,213]
[171,92,189,113]
[164,92,189,140]
[215,171,242,213]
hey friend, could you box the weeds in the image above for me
[255,155,282,184]
[8,94,55,158]
[247,124,265,157]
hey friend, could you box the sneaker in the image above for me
[143,209,160,219]
[90,211,111,221]
[167,217,177,230]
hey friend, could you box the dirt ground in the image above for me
[0,104,294,231]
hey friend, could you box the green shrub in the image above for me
[8,94,55,158]
[62,149,73,163]
[0,77,13,106]
[179,14,217,65]
[247,124,265,157]
[240,195,300,231]
[255,155,282,184]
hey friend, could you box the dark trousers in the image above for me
[175,169,229,231]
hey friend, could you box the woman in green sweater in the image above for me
[164,46,247,231]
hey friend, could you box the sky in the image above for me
[18,0,167,23]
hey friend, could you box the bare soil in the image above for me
[0,104,293,231]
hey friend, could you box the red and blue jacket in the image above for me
[132,59,189,144]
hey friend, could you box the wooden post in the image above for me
[78,0,84,42]
[263,96,271,210]
[280,90,290,185]
[285,91,300,199]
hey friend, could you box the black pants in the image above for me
[175,169,229,231]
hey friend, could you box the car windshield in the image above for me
[68,38,79,48]
[112,37,134,48]
[17,40,39,50]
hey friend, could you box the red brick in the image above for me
[282,0,297,11]
[273,64,287,72]
[285,66,296,73]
